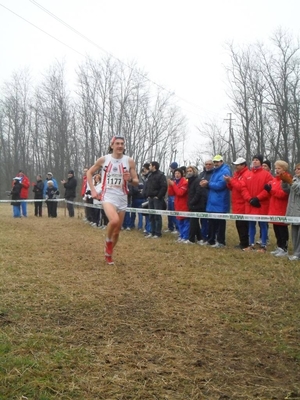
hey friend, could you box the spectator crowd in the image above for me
[8,152,300,261]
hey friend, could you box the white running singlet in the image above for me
[100,154,130,211]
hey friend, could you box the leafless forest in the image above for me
[1,29,300,195]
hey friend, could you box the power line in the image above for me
[28,0,225,120]
[0,2,85,58]
[0,1,225,121]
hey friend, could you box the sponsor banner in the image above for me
[1,198,299,223]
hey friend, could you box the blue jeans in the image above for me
[13,205,21,218]
[167,196,177,231]
[123,209,131,228]
[144,215,151,233]
[130,198,144,229]
[148,197,164,237]
[20,200,27,217]
[249,221,268,246]
[177,218,190,240]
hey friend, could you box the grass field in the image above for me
[0,203,300,400]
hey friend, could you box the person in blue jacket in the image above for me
[200,154,231,248]
[43,172,58,198]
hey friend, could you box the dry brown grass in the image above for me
[0,203,300,400]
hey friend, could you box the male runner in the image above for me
[87,136,138,265]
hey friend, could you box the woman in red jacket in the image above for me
[17,170,30,217]
[241,155,273,252]
[264,160,291,257]
[167,168,189,242]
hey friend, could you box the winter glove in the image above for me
[279,172,293,185]
[249,197,261,208]
[264,184,272,192]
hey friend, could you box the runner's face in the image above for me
[112,139,125,153]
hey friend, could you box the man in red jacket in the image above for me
[17,170,30,217]
[224,157,251,249]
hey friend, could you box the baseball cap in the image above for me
[213,155,223,162]
[232,157,246,165]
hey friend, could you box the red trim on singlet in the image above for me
[100,158,129,199]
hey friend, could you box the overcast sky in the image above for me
[1,0,300,161]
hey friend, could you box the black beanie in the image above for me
[252,154,263,165]
[263,159,271,169]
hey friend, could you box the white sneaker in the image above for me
[175,238,184,243]
[126,227,131,231]
[274,248,288,257]
[211,243,225,248]
[197,240,204,245]
[171,230,179,235]
[145,234,153,239]
[164,229,171,233]
[271,247,281,255]
[152,235,160,239]
[183,240,195,244]
[289,255,300,261]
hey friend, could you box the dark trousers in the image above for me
[86,198,93,221]
[34,200,43,216]
[236,220,249,248]
[66,198,75,217]
[189,216,202,242]
[148,197,164,237]
[273,224,289,251]
[207,218,226,245]
[200,218,209,240]
[47,200,57,217]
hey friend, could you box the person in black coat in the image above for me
[198,159,214,242]
[186,166,208,244]
[32,174,44,217]
[61,170,77,217]
[144,161,167,238]
[11,177,22,218]
[45,180,59,218]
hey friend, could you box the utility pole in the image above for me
[224,113,235,137]
[224,113,236,160]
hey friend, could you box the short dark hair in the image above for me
[174,168,184,177]
[143,163,150,170]
[150,161,159,170]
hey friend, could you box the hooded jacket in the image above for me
[284,176,300,225]
[168,176,189,219]
[145,170,167,199]
[33,180,44,199]
[227,166,251,214]
[241,167,273,215]
[187,175,207,212]
[64,175,77,199]
[17,173,30,199]
[206,163,231,213]
[267,174,290,224]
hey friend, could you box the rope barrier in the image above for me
[1,198,299,223]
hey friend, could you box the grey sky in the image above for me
[1,0,299,160]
